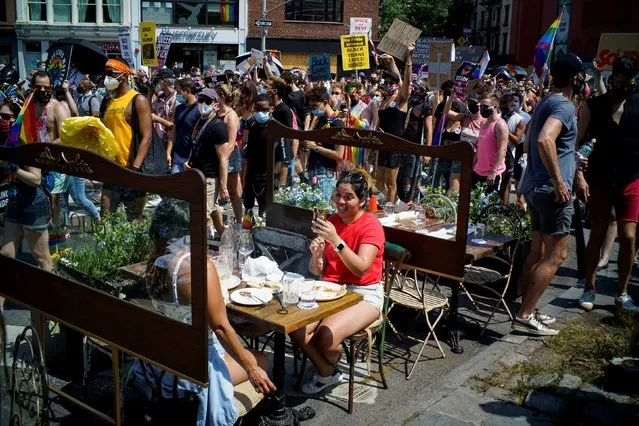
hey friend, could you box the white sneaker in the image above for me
[615,294,639,312]
[534,310,555,325]
[301,370,343,395]
[512,314,559,336]
[578,289,596,312]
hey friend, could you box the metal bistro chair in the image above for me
[462,203,521,334]
[295,242,410,414]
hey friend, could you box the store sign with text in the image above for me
[596,33,639,70]
[162,29,218,43]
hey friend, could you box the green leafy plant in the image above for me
[56,205,152,281]
[274,183,336,214]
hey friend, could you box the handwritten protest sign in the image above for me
[140,22,157,67]
[350,17,372,35]
[118,33,133,68]
[154,31,173,69]
[596,33,639,70]
[251,49,264,68]
[308,54,331,82]
[378,19,422,60]
[452,61,479,100]
[412,38,430,64]
[341,34,370,71]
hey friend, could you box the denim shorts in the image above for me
[5,185,51,230]
[228,145,242,174]
[347,282,384,312]
[525,184,573,236]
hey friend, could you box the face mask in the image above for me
[34,89,52,104]
[480,106,493,118]
[386,84,397,95]
[258,85,266,95]
[312,106,324,117]
[468,103,479,114]
[176,94,185,104]
[372,95,381,104]
[0,118,10,136]
[198,102,213,116]
[513,100,521,112]
[572,79,585,97]
[349,95,358,105]
[370,78,378,84]
[104,76,120,91]
[254,111,271,124]
[97,88,106,97]
[500,107,514,118]
[76,87,84,96]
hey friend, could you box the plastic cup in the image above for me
[298,282,317,309]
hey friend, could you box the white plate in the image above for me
[308,281,347,301]
[230,288,273,306]
[221,275,241,290]
[245,280,283,293]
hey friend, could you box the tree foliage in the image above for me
[380,0,454,38]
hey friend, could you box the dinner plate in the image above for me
[308,281,347,301]
[230,288,273,306]
[221,275,241,290]
[245,280,284,293]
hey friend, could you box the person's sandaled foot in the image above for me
[300,370,343,395]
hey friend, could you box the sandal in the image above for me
[300,370,343,395]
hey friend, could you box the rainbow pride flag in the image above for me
[502,64,517,80]
[534,10,564,78]
[5,94,36,147]
[220,0,237,23]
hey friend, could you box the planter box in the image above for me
[55,262,147,299]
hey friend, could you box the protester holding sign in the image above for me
[375,43,415,203]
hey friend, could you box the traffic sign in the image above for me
[254,20,273,27]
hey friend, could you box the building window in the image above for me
[504,5,509,26]
[29,0,47,21]
[141,1,238,26]
[78,0,96,23]
[103,0,121,23]
[502,33,508,55]
[285,0,344,22]
[53,0,72,22]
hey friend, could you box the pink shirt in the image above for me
[474,118,506,177]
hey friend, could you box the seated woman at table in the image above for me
[134,198,275,425]
[291,168,385,394]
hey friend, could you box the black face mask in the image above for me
[480,106,493,118]
[572,79,585,97]
[34,90,52,104]
[468,103,479,114]
[349,95,358,105]
[369,78,378,84]
[500,107,514,118]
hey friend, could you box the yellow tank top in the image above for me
[102,89,139,166]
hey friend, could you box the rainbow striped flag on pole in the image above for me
[5,94,36,147]
[533,9,565,78]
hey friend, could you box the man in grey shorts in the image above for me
[515,54,585,336]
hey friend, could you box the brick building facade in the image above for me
[246,0,380,73]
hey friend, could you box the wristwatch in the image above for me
[334,240,346,253]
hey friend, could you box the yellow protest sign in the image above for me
[140,22,158,67]
[341,34,370,71]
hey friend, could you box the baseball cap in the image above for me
[359,72,366,77]
[198,88,218,102]
[155,68,175,79]
[382,70,400,83]
[551,54,583,86]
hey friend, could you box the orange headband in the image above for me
[105,59,135,76]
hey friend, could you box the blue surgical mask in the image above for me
[312,107,324,117]
[176,94,185,104]
[254,111,270,124]
[258,85,266,95]
[97,88,106,97]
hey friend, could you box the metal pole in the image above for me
[261,0,267,51]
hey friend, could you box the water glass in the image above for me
[210,255,231,281]
[298,282,317,309]
[237,230,255,270]
[383,202,395,217]
[282,273,303,305]
[475,223,486,238]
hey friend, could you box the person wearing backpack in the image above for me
[76,79,101,118]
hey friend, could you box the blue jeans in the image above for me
[308,166,336,200]
[171,152,188,174]
[68,177,100,220]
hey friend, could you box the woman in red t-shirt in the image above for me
[290,168,385,395]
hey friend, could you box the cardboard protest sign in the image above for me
[428,40,454,88]
[118,33,134,68]
[308,54,331,82]
[378,19,422,60]
[596,33,639,70]
[154,31,173,69]
[140,22,158,67]
[350,17,372,35]
[452,61,479,100]
[45,45,73,88]
[341,34,370,71]
[251,49,264,68]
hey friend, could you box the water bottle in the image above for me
[577,138,596,166]
[220,216,237,267]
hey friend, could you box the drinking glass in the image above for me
[475,223,486,238]
[282,273,303,305]
[237,230,254,271]
[383,202,395,217]
[298,282,317,310]
[210,255,231,281]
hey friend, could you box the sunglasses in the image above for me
[104,70,123,78]
[332,91,342,95]
[33,84,51,91]
[198,98,213,105]
[0,113,13,120]
[339,170,365,183]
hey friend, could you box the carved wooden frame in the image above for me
[0,144,209,385]
[264,120,474,281]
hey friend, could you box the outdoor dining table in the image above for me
[226,283,363,425]
[380,215,516,353]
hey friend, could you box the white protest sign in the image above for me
[118,33,133,68]
[251,49,264,68]
[350,17,372,35]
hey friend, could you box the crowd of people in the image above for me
[1,43,639,423]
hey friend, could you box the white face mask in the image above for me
[198,102,213,116]
[104,76,120,91]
